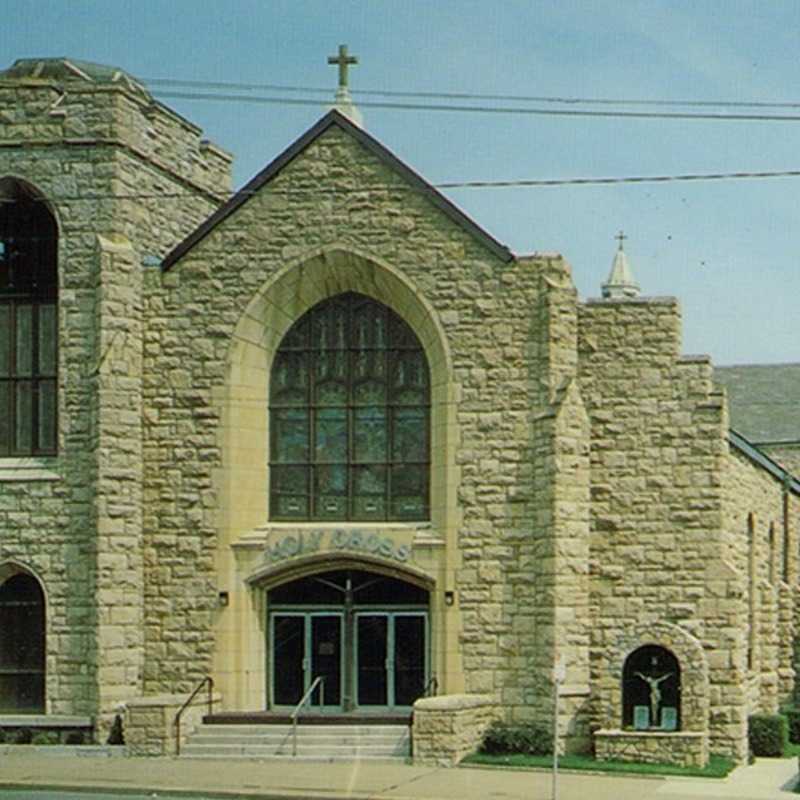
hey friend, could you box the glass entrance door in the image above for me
[271,613,342,709]
[355,612,426,709]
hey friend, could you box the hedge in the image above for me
[749,714,788,757]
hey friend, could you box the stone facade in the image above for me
[0,57,798,765]
[595,729,708,768]
[412,694,499,766]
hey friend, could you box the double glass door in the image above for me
[356,613,426,708]
[270,610,426,710]
[271,613,343,708]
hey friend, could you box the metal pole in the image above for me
[552,658,565,800]
[552,679,559,800]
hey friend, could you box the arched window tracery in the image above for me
[270,293,430,521]
[0,180,58,456]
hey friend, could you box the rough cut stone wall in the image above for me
[412,694,499,766]
[595,729,708,768]
[141,123,565,706]
[577,298,748,759]
[0,68,227,721]
[723,447,798,717]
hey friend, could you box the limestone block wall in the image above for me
[141,119,567,710]
[577,297,745,757]
[412,694,499,766]
[722,447,798,716]
[0,64,227,718]
[595,729,708,768]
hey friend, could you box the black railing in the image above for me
[174,675,214,756]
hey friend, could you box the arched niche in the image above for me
[604,622,708,733]
[622,644,681,730]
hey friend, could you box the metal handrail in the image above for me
[174,675,214,756]
[290,676,325,757]
[423,675,438,697]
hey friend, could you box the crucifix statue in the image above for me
[635,671,672,725]
[328,44,358,90]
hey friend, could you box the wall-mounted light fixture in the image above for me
[444,590,455,607]
[218,591,229,608]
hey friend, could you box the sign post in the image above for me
[552,657,566,800]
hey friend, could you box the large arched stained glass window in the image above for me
[270,293,430,521]
[0,180,58,456]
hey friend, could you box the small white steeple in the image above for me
[328,44,363,127]
[602,231,640,299]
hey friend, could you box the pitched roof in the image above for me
[715,363,800,443]
[0,57,151,100]
[162,109,513,270]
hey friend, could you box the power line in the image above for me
[143,77,800,111]
[13,168,800,205]
[437,169,800,189]
[150,90,800,123]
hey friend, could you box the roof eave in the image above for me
[729,428,800,495]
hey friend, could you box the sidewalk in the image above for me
[0,750,796,800]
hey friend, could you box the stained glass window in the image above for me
[0,182,58,456]
[270,293,429,521]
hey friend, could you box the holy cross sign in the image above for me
[615,230,627,250]
[328,45,358,89]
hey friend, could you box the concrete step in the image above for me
[181,722,410,760]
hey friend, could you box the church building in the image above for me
[0,54,798,767]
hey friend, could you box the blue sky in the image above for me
[4,0,800,365]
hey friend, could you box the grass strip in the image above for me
[461,752,736,779]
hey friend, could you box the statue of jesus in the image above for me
[635,671,672,725]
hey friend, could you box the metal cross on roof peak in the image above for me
[328,44,358,89]
[615,230,627,251]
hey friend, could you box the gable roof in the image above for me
[729,429,800,495]
[162,110,513,270]
[715,363,800,444]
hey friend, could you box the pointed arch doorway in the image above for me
[267,568,429,712]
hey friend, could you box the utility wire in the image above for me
[143,77,800,111]
[12,167,800,206]
[150,90,800,123]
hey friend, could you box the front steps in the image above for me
[181,721,411,761]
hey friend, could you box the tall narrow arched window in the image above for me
[270,292,430,521]
[0,572,46,712]
[0,180,58,456]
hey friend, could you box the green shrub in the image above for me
[64,730,85,745]
[783,708,800,744]
[31,731,58,745]
[0,728,6,744]
[480,721,552,756]
[749,714,788,757]
[13,728,32,745]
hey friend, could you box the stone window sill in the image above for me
[0,457,61,482]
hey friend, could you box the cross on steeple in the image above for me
[328,44,358,89]
[616,230,627,251]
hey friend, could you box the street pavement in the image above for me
[0,751,797,800]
